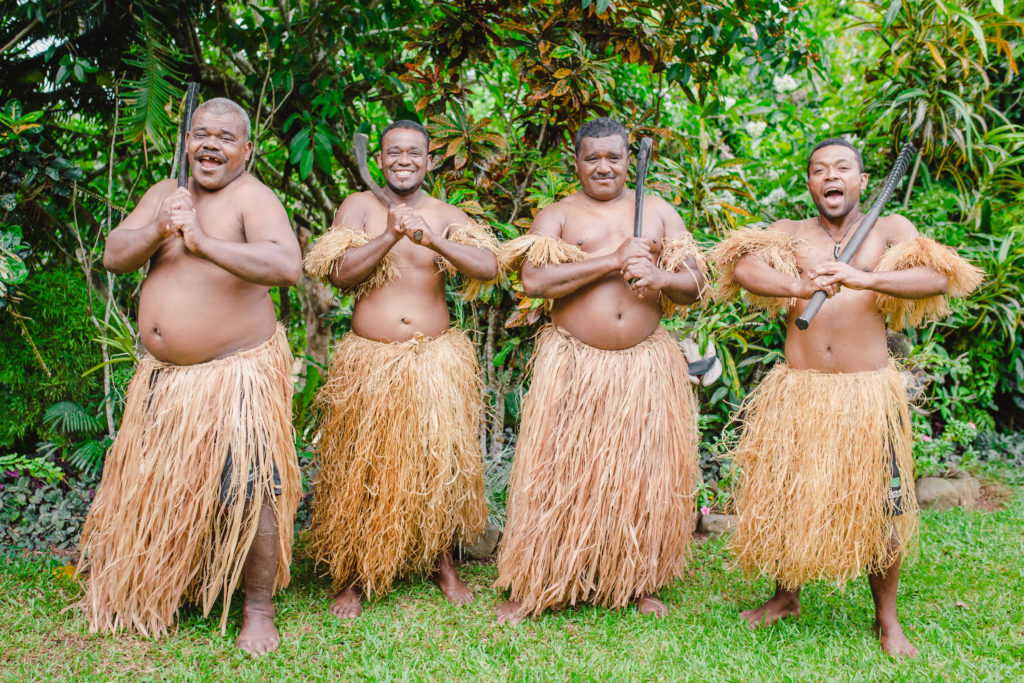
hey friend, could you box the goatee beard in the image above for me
[385,179,421,196]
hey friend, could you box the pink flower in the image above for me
[701,506,711,516]
[968,422,976,429]
[921,435,931,442]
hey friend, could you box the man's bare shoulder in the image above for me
[876,213,918,244]
[233,172,285,205]
[529,196,572,236]
[435,200,473,228]
[766,218,808,237]
[140,178,178,204]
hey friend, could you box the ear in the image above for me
[426,154,436,172]
[859,172,868,191]
[244,139,254,162]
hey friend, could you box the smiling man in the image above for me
[77,98,303,655]
[712,138,983,657]
[304,119,498,618]
[494,117,706,624]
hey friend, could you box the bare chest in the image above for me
[561,207,665,256]
[793,225,889,274]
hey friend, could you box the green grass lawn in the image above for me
[3,486,1022,682]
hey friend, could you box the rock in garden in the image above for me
[915,475,980,510]
[464,522,502,559]
[699,513,738,535]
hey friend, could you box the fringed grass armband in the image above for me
[438,222,501,300]
[497,234,587,274]
[711,227,800,312]
[303,227,398,299]
[875,236,984,330]
[658,232,709,317]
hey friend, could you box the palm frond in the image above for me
[118,11,184,153]
[43,401,104,435]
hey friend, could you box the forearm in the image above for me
[328,232,401,289]
[867,266,948,299]
[103,222,166,273]
[661,267,703,306]
[522,254,618,299]
[431,237,498,281]
[733,254,805,299]
[197,238,301,286]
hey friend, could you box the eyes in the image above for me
[386,149,424,157]
[811,165,852,175]
[192,130,238,144]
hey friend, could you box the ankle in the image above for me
[243,598,275,618]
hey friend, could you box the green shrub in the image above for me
[0,473,96,551]
[0,266,102,449]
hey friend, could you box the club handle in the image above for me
[176,83,200,188]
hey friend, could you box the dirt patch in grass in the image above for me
[976,478,1013,512]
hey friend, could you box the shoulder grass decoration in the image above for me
[874,235,984,331]
[711,227,801,312]
[308,329,487,598]
[76,327,300,637]
[728,362,918,590]
[303,227,399,298]
[497,233,587,272]
[495,325,697,615]
[438,221,502,300]
[658,231,709,317]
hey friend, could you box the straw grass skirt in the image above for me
[495,325,698,615]
[728,362,918,590]
[76,326,299,636]
[308,329,487,598]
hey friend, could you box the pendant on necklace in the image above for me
[834,243,841,259]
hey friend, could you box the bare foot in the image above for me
[874,620,919,658]
[329,584,363,619]
[741,591,801,628]
[432,552,474,606]
[237,601,280,656]
[496,600,525,625]
[636,594,669,617]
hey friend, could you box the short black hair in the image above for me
[574,117,630,155]
[379,119,430,152]
[807,137,864,174]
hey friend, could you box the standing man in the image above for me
[304,120,498,617]
[78,98,303,655]
[713,138,982,657]
[494,117,706,624]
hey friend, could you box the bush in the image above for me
[0,266,103,449]
[0,473,97,551]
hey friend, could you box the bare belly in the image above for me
[350,276,451,343]
[784,289,891,373]
[551,276,663,350]
[139,259,278,365]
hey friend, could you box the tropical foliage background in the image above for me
[2,0,1022,550]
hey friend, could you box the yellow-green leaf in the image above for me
[927,42,947,70]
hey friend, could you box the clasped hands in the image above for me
[386,205,434,246]
[157,187,208,254]
[616,237,665,296]
[803,261,874,299]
